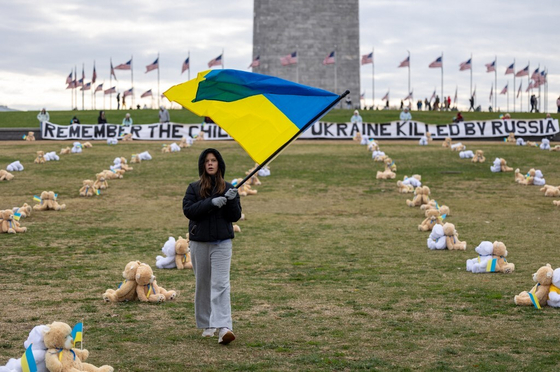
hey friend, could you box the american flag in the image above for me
[141,89,153,98]
[92,64,97,84]
[110,60,117,80]
[81,82,91,91]
[208,54,222,68]
[500,84,508,95]
[115,59,132,70]
[280,51,297,66]
[66,80,76,89]
[361,52,373,65]
[504,63,514,75]
[77,78,83,87]
[489,84,493,102]
[429,56,442,68]
[515,65,529,77]
[123,88,133,97]
[95,83,103,92]
[398,56,409,68]
[182,57,190,74]
[525,81,533,92]
[248,55,260,68]
[360,92,365,100]
[81,67,85,83]
[459,58,472,71]
[323,51,335,65]
[104,86,117,94]
[430,90,436,101]
[66,71,73,84]
[381,91,389,101]
[534,70,547,87]
[517,82,522,98]
[485,60,496,73]
[145,57,159,73]
[531,68,540,81]
[404,91,413,100]
[472,87,476,97]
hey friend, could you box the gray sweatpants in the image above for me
[190,240,233,330]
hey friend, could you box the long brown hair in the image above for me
[199,169,226,198]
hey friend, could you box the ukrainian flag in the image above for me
[21,344,37,372]
[71,322,83,346]
[164,69,341,164]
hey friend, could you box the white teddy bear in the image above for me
[44,151,60,162]
[360,136,369,145]
[156,237,177,269]
[6,161,24,172]
[427,224,447,250]
[547,268,560,307]
[418,136,428,146]
[459,150,474,159]
[402,175,421,188]
[0,325,49,372]
[107,138,118,145]
[138,151,152,161]
[71,142,83,153]
[372,150,386,161]
[258,165,271,177]
[169,143,181,152]
[490,158,501,172]
[367,139,378,151]
[533,170,546,186]
[540,138,550,150]
[450,143,465,151]
[110,157,122,171]
[466,241,494,273]
[516,137,526,146]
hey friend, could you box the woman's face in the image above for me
[205,153,219,176]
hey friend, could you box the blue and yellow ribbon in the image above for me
[486,258,497,272]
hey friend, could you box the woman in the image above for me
[97,111,107,124]
[183,148,242,345]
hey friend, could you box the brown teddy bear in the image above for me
[79,180,96,197]
[353,131,362,142]
[60,147,71,155]
[442,222,467,250]
[397,180,414,193]
[514,264,553,308]
[425,132,433,142]
[384,157,397,172]
[516,168,535,185]
[102,169,124,179]
[376,169,396,180]
[34,191,66,211]
[238,183,258,196]
[550,145,560,152]
[43,321,114,372]
[540,185,560,197]
[506,132,516,143]
[406,187,423,207]
[13,203,32,218]
[175,236,192,270]
[135,263,176,302]
[161,144,171,153]
[526,140,539,147]
[471,150,485,163]
[25,131,36,141]
[0,169,15,181]
[34,151,46,164]
[442,137,452,148]
[489,241,515,273]
[233,224,241,232]
[0,209,27,234]
[103,260,141,302]
[554,200,560,207]
[179,137,191,148]
[420,186,431,205]
[418,209,441,232]
[93,173,108,190]
[130,154,141,164]
[122,133,133,141]
[500,158,513,172]
[118,157,133,171]
[83,142,93,148]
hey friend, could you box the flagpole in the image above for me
[157,52,160,108]
[407,50,410,100]
[527,61,530,112]
[131,55,134,109]
[236,90,350,189]
[295,45,299,84]
[494,56,497,111]
[70,71,73,110]
[507,83,509,112]
[440,52,444,111]
[188,51,191,81]
[74,66,77,110]
[334,45,338,100]
[371,47,374,109]
[470,53,473,106]
[513,58,516,112]
[110,59,113,110]
[81,63,85,111]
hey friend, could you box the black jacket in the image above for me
[182,149,242,242]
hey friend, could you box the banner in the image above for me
[41,119,559,141]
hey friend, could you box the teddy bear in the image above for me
[506,132,516,143]
[71,142,83,153]
[161,144,171,153]
[102,169,123,180]
[0,324,49,372]
[179,136,193,148]
[93,173,108,190]
[24,131,36,141]
[406,187,423,207]
[427,224,447,250]
[118,157,133,171]
[156,237,178,269]
[516,137,526,146]
[459,150,474,159]
[60,147,71,155]
[533,170,546,186]
[490,158,501,172]
[551,145,560,152]
[258,165,271,177]
[130,153,141,164]
[138,151,152,160]
[384,157,397,172]
[372,150,386,161]
[425,132,433,142]
[79,180,96,197]
[13,202,33,218]
[83,142,93,148]
[540,138,550,150]
[418,208,441,232]
[418,135,428,145]
[526,140,539,147]
[450,142,466,151]
[376,168,396,180]
[489,241,515,273]
[540,185,560,197]
[499,158,513,172]
[514,264,554,308]
[402,175,421,188]
[135,263,176,302]
[6,161,24,172]
[420,200,450,218]
[367,139,379,152]
[45,151,60,161]
[169,143,181,152]
[515,168,535,185]
[238,183,258,196]
[175,235,192,270]
[107,138,118,145]
[471,150,485,163]
[103,260,141,302]
[0,209,28,234]
[397,180,414,193]
[442,137,452,148]
[353,131,362,143]
[43,321,114,372]
[121,133,133,141]
[233,224,241,233]
[442,222,466,250]
[195,132,205,141]
[0,169,14,181]
[419,186,431,205]
[547,268,560,307]
[466,241,494,272]
[34,151,46,164]
[554,200,560,207]
[33,191,66,211]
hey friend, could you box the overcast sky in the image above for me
[1,0,558,114]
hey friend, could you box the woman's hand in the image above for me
[211,197,227,208]
[224,188,238,200]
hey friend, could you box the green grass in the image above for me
[1,139,560,371]
[1,108,558,128]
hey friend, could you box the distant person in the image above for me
[116,93,121,110]
[399,107,412,121]
[417,100,423,111]
[452,112,464,123]
[143,104,148,109]
[70,116,80,124]
[345,95,352,109]
[97,110,107,124]
[137,104,141,110]
[122,94,127,109]
[37,108,49,123]
[530,95,537,112]
[434,96,440,111]
[122,113,133,127]
[400,100,404,109]
[447,96,451,109]
[350,110,362,125]
[468,96,475,111]
[159,106,170,123]
[385,100,389,109]
[557,96,560,113]
[424,98,431,111]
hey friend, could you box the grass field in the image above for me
[1,108,558,128]
[1,139,560,371]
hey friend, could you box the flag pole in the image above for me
[334,45,338,102]
[470,53,473,107]
[188,51,191,81]
[440,52,444,110]
[295,46,299,84]
[81,63,85,111]
[407,50,410,100]
[494,56,497,111]
[527,61,530,112]
[70,70,73,110]
[110,59,113,110]
[131,55,134,109]
[236,90,350,189]
[157,52,160,108]
[371,47,374,109]
[74,66,77,110]
[513,58,516,112]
